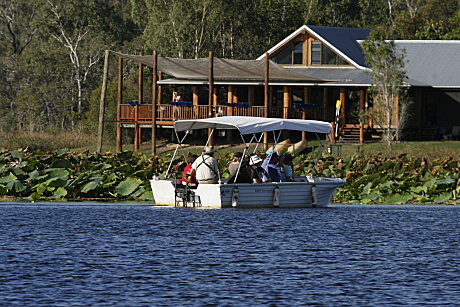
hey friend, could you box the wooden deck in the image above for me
[120,104,321,125]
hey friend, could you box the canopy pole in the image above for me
[234,132,253,183]
[151,51,158,155]
[165,131,189,178]
[97,49,110,153]
[263,52,269,150]
[252,133,264,154]
[310,133,326,175]
[208,51,214,147]
[116,54,123,152]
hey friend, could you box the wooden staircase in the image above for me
[337,124,373,143]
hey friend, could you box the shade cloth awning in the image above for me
[174,116,332,135]
[112,51,323,82]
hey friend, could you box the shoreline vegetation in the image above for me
[0,137,459,205]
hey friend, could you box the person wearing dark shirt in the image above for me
[227,161,252,183]
[266,153,281,182]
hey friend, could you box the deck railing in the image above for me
[120,104,321,122]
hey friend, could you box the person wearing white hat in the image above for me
[190,147,219,184]
[249,155,269,183]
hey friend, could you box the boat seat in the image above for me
[174,184,201,207]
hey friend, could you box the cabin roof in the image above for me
[394,41,460,88]
[114,52,324,83]
[257,25,371,68]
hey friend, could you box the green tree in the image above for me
[362,29,410,145]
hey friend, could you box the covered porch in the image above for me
[97,51,372,153]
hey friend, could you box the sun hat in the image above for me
[203,146,215,154]
[249,155,263,165]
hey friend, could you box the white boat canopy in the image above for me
[174,116,331,135]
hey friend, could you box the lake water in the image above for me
[1,203,459,306]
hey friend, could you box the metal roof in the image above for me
[394,41,460,88]
[307,25,370,68]
[257,25,370,68]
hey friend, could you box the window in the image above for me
[293,42,303,64]
[311,41,321,65]
[311,41,349,66]
[272,41,304,65]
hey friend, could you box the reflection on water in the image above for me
[1,203,459,306]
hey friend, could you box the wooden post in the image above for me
[116,55,123,152]
[97,50,110,153]
[135,52,143,151]
[264,53,269,150]
[158,72,162,105]
[302,87,310,140]
[283,86,290,119]
[232,87,238,103]
[340,87,346,122]
[208,51,214,146]
[339,87,346,138]
[151,51,157,154]
[193,86,199,118]
[213,88,218,110]
[248,86,254,106]
[323,88,328,120]
[227,85,234,116]
[359,89,365,144]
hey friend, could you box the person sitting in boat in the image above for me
[226,161,252,184]
[280,153,294,182]
[190,147,219,184]
[228,151,243,177]
[249,155,269,183]
[181,154,198,186]
[263,152,281,182]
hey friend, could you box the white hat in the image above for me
[249,155,263,165]
[203,146,215,154]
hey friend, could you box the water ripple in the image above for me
[0,203,459,306]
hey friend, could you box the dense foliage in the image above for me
[1,0,460,134]
[1,149,458,205]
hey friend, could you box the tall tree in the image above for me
[362,29,410,145]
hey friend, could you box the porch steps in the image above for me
[337,124,371,143]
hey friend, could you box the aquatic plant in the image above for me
[0,149,458,204]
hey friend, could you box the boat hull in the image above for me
[150,177,345,208]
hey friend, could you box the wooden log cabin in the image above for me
[97,26,460,153]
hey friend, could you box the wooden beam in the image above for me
[158,71,162,105]
[302,87,310,140]
[97,50,110,153]
[116,55,123,152]
[208,51,214,146]
[340,87,346,123]
[227,85,233,116]
[359,89,365,144]
[248,86,254,106]
[322,88,328,120]
[135,52,143,151]
[283,86,290,119]
[151,51,157,154]
[264,53,269,149]
[193,86,199,118]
